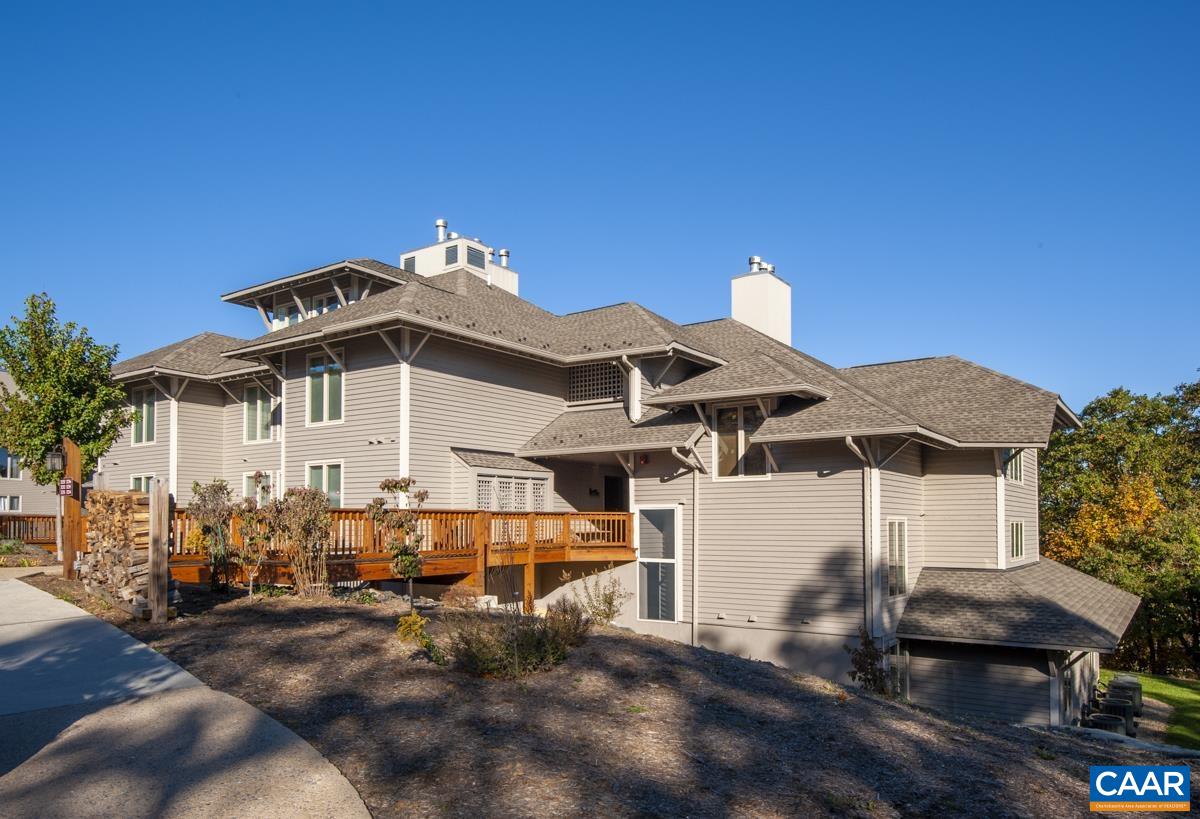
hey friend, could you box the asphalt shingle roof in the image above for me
[113,333,264,379]
[643,352,830,406]
[519,406,703,456]
[843,356,1065,445]
[451,449,551,473]
[897,559,1141,652]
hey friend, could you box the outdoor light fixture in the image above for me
[44,445,64,473]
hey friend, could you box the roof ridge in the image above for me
[844,355,950,369]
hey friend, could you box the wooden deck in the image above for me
[0,514,57,546]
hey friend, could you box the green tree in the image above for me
[0,293,131,483]
[1042,379,1200,674]
[366,478,429,611]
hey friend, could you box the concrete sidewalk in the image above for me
[0,575,369,818]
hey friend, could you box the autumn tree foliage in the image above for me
[1042,382,1200,674]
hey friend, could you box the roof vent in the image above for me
[447,231,459,240]
[499,249,510,268]
[435,218,448,242]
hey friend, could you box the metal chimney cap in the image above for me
[434,218,448,228]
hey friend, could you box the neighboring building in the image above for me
[0,372,59,517]
[97,220,1139,726]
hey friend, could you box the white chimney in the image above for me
[732,256,792,346]
[435,218,448,242]
[498,248,510,268]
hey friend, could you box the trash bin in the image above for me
[1101,696,1136,737]
[1087,713,1127,735]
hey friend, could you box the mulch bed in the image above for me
[0,542,57,568]
[20,573,1197,818]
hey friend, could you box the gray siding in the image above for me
[283,336,401,506]
[923,448,997,569]
[906,640,1050,724]
[221,377,281,498]
[634,458,695,623]
[411,338,565,508]
[175,383,225,505]
[1006,448,1039,566]
[880,441,924,634]
[0,467,58,515]
[98,383,169,493]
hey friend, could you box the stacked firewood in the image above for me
[79,490,179,618]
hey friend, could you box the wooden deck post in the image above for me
[523,512,536,613]
[148,480,170,623]
[464,511,489,594]
[61,437,82,580]
[362,514,376,554]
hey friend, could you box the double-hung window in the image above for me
[0,496,20,512]
[1002,448,1023,482]
[714,404,767,478]
[131,388,156,444]
[130,474,155,492]
[310,294,340,316]
[0,447,19,480]
[243,472,273,504]
[307,352,343,424]
[637,506,679,622]
[1010,520,1025,559]
[307,462,343,507]
[244,385,272,442]
[888,519,908,597]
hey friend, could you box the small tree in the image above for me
[234,472,274,599]
[366,477,429,611]
[273,486,332,598]
[844,627,891,695]
[190,479,237,591]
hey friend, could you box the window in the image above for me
[402,256,416,273]
[310,293,340,316]
[0,496,20,512]
[714,404,767,478]
[888,519,908,597]
[273,297,303,330]
[243,472,273,504]
[637,507,678,621]
[1002,448,1023,482]
[568,362,623,403]
[130,474,155,492]
[445,245,459,266]
[307,352,343,424]
[131,388,156,444]
[307,462,342,507]
[0,447,19,479]
[1010,520,1025,559]
[475,475,549,511]
[467,246,486,269]
[243,385,272,442]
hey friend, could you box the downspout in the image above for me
[669,444,703,647]
[279,353,287,493]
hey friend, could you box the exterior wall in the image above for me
[410,337,566,508]
[283,336,401,506]
[880,441,925,635]
[97,383,170,493]
[221,377,281,498]
[1005,448,1040,566]
[175,382,225,506]
[0,464,58,515]
[923,448,998,569]
[905,640,1051,724]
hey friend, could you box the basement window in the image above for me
[467,246,486,269]
[713,404,767,478]
[130,474,155,492]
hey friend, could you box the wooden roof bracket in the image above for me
[615,452,634,477]
[257,356,285,381]
[407,331,431,364]
[877,438,913,469]
[692,402,711,434]
[330,276,348,307]
[252,374,278,399]
[378,329,403,363]
[319,342,344,369]
[251,297,272,331]
[289,287,307,317]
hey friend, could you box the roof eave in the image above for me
[894,631,1119,654]
[219,261,405,306]
[518,438,702,458]
[113,363,268,383]
[753,425,959,448]
[643,384,833,407]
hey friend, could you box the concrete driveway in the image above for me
[0,575,369,818]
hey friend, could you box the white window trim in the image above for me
[305,349,345,427]
[129,473,156,491]
[710,403,771,482]
[1003,448,1024,483]
[0,496,21,512]
[130,388,157,447]
[242,471,274,503]
[1010,519,1026,560]
[634,503,683,624]
[242,384,274,445]
[886,517,909,598]
[0,448,20,481]
[305,459,345,506]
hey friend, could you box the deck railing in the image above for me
[0,514,57,545]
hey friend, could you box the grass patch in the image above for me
[1102,670,1200,749]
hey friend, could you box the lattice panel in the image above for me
[568,362,623,403]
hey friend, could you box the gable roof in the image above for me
[519,406,703,457]
[451,449,551,473]
[897,559,1140,653]
[642,352,831,406]
[842,356,1075,446]
[112,333,265,380]
[220,258,418,306]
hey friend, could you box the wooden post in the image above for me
[523,512,536,613]
[61,437,83,580]
[148,479,170,623]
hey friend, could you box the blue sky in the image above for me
[1,2,1196,410]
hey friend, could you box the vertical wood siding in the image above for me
[923,448,998,568]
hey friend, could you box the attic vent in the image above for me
[467,246,485,269]
[568,362,623,404]
[402,256,416,273]
[445,245,458,266]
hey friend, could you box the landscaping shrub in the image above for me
[396,611,446,665]
[366,477,429,611]
[0,539,22,555]
[844,626,891,695]
[566,564,632,625]
[189,479,237,591]
[444,598,590,679]
[271,486,332,598]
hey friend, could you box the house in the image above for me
[97,220,1139,726]
[0,372,60,517]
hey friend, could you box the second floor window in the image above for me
[307,352,343,424]
[888,519,908,596]
[244,385,272,442]
[1002,448,1023,482]
[714,404,767,478]
[0,447,19,480]
[1011,520,1025,559]
[131,388,156,444]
